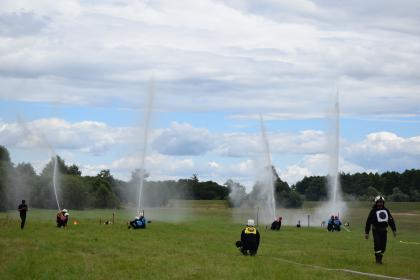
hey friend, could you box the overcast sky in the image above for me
[1,0,419,188]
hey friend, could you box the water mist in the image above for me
[52,155,61,211]
[254,114,276,225]
[136,80,155,216]
[315,92,346,223]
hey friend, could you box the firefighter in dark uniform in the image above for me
[239,219,260,256]
[365,196,397,264]
[18,200,28,229]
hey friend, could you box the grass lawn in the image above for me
[1,201,419,280]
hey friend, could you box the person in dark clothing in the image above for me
[128,216,146,229]
[365,196,397,264]
[238,219,260,256]
[333,216,342,232]
[327,215,334,231]
[270,217,282,230]
[18,200,28,229]
[56,209,69,228]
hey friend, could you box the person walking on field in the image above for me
[365,196,397,264]
[18,200,28,229]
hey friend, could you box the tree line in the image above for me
[0,146,229,210]
[1,145,419,211]
[293,170,420,202]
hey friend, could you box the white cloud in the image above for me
[216,129,325,157]
[107,153,195,179]
[278,153,372,185]
[3,117,418,186]
[152,122,217,155]
[208,161,220,168]
[0,0,419,119]
[0,118,137,155]
[346,131,420,170]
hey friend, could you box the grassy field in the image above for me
[1,201,420,280]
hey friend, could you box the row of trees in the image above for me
[293,170,420,202]
[1,145,419,211]
[0,146,230,210]
[226,167,303,208]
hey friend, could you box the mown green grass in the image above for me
[1,202,419,280]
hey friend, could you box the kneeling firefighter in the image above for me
[236,219,260,256]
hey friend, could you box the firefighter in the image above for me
[270,217,282,230]
[333,216,342,231]
[237,219,260,256]
[18,200,28,229]
[56,209,69,228]
[128,215,146,229]
[365,196,397,264]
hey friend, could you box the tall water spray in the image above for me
[136,80,155,216]
[317,91,346,220]
[256,114,277,225]
[53,155,61,211]
[329,92,340,208]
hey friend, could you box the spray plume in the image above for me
[136,79,155,216]
[314,91,346,223]
[256,114,276,224]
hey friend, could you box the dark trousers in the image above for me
[373,229,387,262]
[20,214,26,229]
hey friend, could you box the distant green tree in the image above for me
[67,164,82,176]
[382,172,401,195]
[61,175,89,209]
[40,155,69,177]
[294,176,327,201]
[89,170,120,208]
[410,190,420,202]
[363,186,381,201]
[274,177,290,206]
[388,187,410,202]
[285,191,303,208]
[14,162,38,205]
[0,146,11,211]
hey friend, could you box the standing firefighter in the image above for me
[236,219,260,256]
[365,196,397,264]
[18,200,28,229]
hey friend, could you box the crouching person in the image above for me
[327,215,334,232]
[333,216,342,232]
[128,215,146,229]
[56,209,69,228]
[237,219,260,256]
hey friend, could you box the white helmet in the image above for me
[247,219,255,226]
[62,209,68,213]
[374,196,385,203]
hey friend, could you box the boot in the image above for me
[378,254,383,264]
[375,253,381,264]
